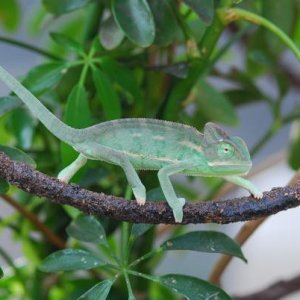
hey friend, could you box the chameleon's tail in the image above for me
[0,65,78,144]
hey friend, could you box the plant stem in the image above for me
[123,270,136,299]
[121,186,133,264]
[220,8,300,62]
[129,247,163,268]
[127,269,159,283]
[0,36,61,60]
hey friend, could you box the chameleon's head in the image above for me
[203,123,252,176]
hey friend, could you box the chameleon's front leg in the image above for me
[57,154,87,183]
[224,175,263,199]
[158,161,196,223]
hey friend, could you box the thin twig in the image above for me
[1,194,65,249]
[209,168,300,285]
[0,152,300,225]
[0,36,61,60]
[233,273,300,300]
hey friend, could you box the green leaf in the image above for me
[0,96,22,117]
[183,0,214,25]
[23,63,66,95]
[196,80,238,126]
[288,121,300,170]
[42,0,92,15]
[130,187,164,241]
[0,145,36,168]
[63,84,92,128]
[100,57,143,102]
[0,179,9,195]
[161,231,246,262]
[77,279,114,300]
[159,274,231,300]
[0,0,20,31]
[99,16,125,50]
[0,267,3,278]
[112,0,155,47]
[39,249,105,273]
[61,84,92,166]
[263,0,294,53]
[224,89,262,106]
[92,67,121,120]
[147,0,178,46]
[10,108,37,150]
[66,215,107,245]
[50,32,84,55]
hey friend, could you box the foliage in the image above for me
[0,0,299,299]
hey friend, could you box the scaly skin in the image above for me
[0,65,262,223]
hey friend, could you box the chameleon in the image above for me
[0,65,262,223]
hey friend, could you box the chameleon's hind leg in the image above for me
[88,145,146,205]
[57,154,87,183]
[157,161,195,223]
[118,157,146,205]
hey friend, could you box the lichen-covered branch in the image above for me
[0,152,299,224]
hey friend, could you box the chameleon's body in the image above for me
[0,65,262,222]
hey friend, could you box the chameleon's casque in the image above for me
[0,65,262,223]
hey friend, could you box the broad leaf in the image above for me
[0,0,20,31]
[39,249,105,272]
[0,96,22,116]
[23,63,66,95]
[183,0,214,25]
[0,179,9,195]
[0,266,3,278]
[159,274,231,300]
[66,215,107,245]
[99,16,124,50]
[147,0,178,46]
[92,68,121,120]
[0,145,36,168]
[196,80,238,126]
[112,0,155,47]
[263,0,294,52]
[77,279,114,300]
[10,108,37,149]
[161,231,246,262]
[50,32,84,55]
[42,0,92,15]
[61,84,92,166]
[100,57,143,102]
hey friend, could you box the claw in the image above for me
[253,191,263,199]
[136,197,146,206]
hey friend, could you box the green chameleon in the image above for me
[0,65,262,223]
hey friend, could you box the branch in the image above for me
[233,274,300,300]
[0,152,300,224]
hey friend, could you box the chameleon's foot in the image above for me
[136,197,146,206]
[178,197,186,206]
[133,186,146,206]
[57,172,71,183]
[173,207,184,223]
[172,198,186,223]
[252,190,263,199]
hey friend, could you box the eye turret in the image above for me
[217,143,235,158]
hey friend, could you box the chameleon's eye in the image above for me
[217,143,234,158]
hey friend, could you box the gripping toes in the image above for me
[253,190,263,199]
[133,186,146,206]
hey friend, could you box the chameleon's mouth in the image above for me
[207,162,252,175]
